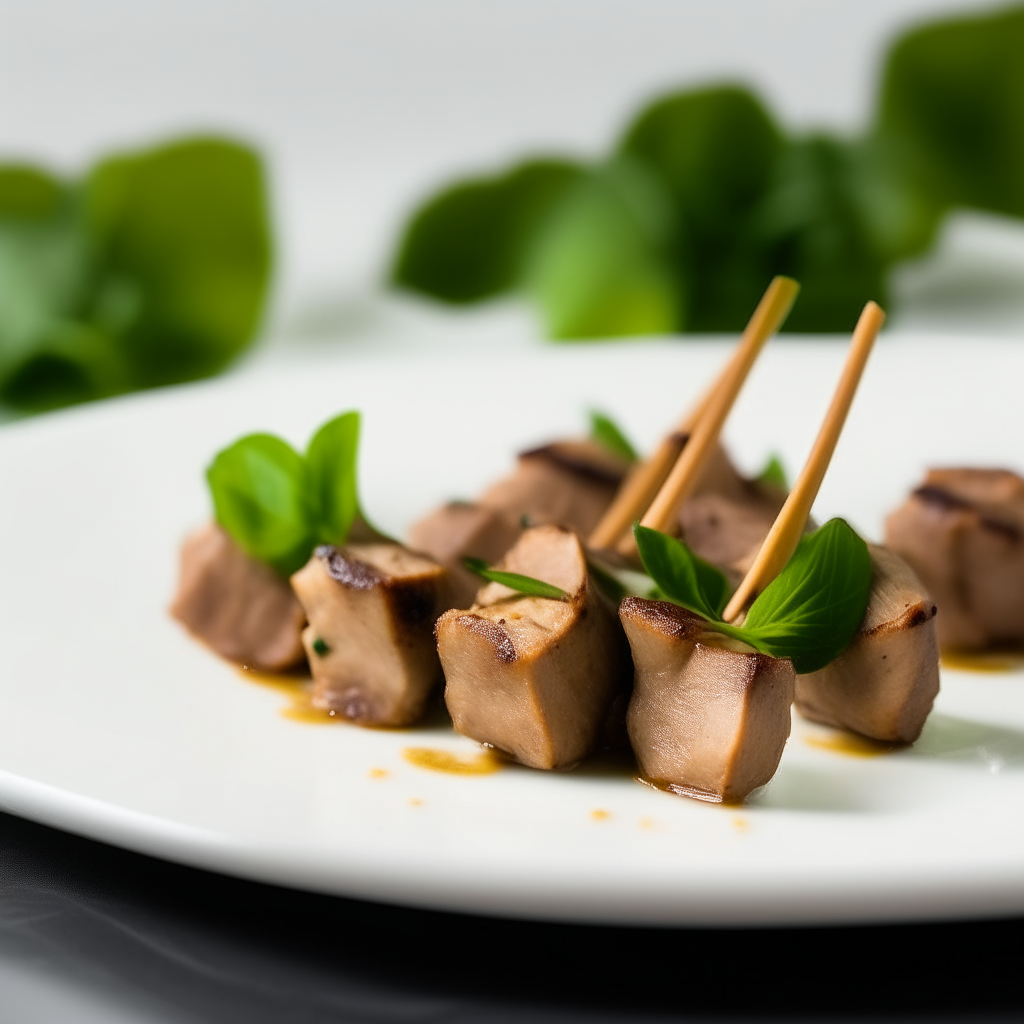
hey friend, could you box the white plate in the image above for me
[3,334,1024,927]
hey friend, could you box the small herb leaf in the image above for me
[206,434,313,576]
[589,409,639,462]
[633,524,731,619]
[741,518,872,673]
[757,453,788,491]
[462,557,569,601]
[587,555,658,603]
[306,411,360,546]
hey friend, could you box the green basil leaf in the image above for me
[741,518,871,673]
[305,410,360,546]
[207,434,313,576]
[877,6,1024,219]
[462,557,569,601]
[633,524,731,620]
[523,159,681,339]
[586,555,657,603]
[0,172,106,410]
[85,137,272,388]
[588,409,638,462]
[391,159,584,303]
[753,134,891,333]
[756,453,788,491]
[0,137,271,413]
[620,85,783,331]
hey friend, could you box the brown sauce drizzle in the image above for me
[237,666,339,724]
[941,650,1024,673]
[402,746,505,775]
[805,731,903,757]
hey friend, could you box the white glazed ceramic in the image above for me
[2,334,1024,926]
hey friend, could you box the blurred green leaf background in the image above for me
[0,137,270,412]
[392,4,1024,338]
[2,4,1024,415]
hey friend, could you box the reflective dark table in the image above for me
[1,807,1021,1023]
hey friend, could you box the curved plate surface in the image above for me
[2,335,1024,926]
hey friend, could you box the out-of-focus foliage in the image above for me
[390,4,1024,337]
[392,159,583,303]
[523,159,679,338]
[620,86,783,331]
[0,137,271,410]
[877,5,1024,219]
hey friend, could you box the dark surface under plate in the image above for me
[0,808,1021,1023]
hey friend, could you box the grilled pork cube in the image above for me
[290,543,446,726]
[436,525,630,769]
[408,501,523,608]
[885,468,1024,650]
[679,478,787,577]
[170,522,306,671]
[621,598,794,803]
[477,439,630,537]
[796,545,940,743]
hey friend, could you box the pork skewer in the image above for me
[291,541,448,726]
[622,302,886,802]
[585,275,798,555]
[171,522,307,671]
[885,468,1024,652]
[436,524,630,769]
[795,544,939,743]
[434,284,797,769]
[409,438,632,607]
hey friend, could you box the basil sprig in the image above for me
[462,558,569,601]
[207,411,361,576]
[589,409,639,462]
[633,519,872,673]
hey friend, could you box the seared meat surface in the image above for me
[408,501,523,608]
[170,522,306,671]
[796,545,939,743]
[886,468,1024,650]
[621,598,794,803]
[679,478,787,578]
[436,525,630,769]
[291,543,446,726]
[478,439,630,538]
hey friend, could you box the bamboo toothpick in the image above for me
[587,276,800,552]
[721,300,886,624]
[630,276,801,546]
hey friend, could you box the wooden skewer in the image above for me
[628,276,801,546]
[721,300,886,624]
[587,276,800,552]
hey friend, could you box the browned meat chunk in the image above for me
[170,522,306,670]
[679,478,787,577]
[290,543,446,726]
[620,598,795,803]
[408,501,523,608]
[796,545,940,743]
[477,439,630,537]
[885,468,1024,650]
[436,525,631,769]
[687,439,758,504]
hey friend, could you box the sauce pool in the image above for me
[237,666,339,723]
[805,731,903,757]
[402,746,505,775]
[941,650,1024,674]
